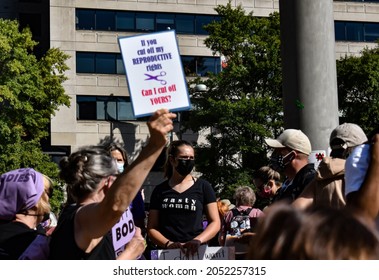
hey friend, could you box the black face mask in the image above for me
[42,212,50,223]
[269,151,295,172]
[175,159,195,176]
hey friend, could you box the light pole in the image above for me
[105,94,115,139]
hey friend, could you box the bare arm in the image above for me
[147,209,170,248]
[182,202,220,256]
[75,109,176,249]
[192,202,220,244]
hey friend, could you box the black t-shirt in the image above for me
[49,204,115,260]
[149,178,217,243]
[0,221,42,260]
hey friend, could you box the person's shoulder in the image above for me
[195,177,212,187]
[296,163,316,181]
[250,207,264,217]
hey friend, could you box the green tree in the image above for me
[184,3,283,197]
[0,19,70,213]
[337,43,379,135]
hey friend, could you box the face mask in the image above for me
[175,159,195,176]
[39,212,51,228]
[269,151,295,172]
[42,212,50,223]
[259,184,272,198]
[117,162,124,173]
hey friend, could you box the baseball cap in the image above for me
[0,168,44,221]
[329,123,367,150]
[220,199,235,210]
[265,129,312,155]
[345,143,371,196]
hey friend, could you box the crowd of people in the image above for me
[0,108,378,260]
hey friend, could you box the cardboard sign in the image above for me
[118,30,191,118]
[111,209,135,257]
[150,245,235,260]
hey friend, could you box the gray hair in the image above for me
[233,186,256,207]
[59,145,118,202]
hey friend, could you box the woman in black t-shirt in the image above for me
[147,140,220,257]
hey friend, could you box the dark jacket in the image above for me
[273,163,316,202]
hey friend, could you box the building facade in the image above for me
[1,0,379,200]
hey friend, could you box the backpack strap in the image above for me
[231,208,241,217]
[233,208,252,216]
[244,207,253,215]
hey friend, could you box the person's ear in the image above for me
[169,155,176,164]
[288,150,296,161]
[101,177,112,194]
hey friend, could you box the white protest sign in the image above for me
[150,245,235,260]
[111,208,135,257]
[118,30,190,118]
[308,149,327,170]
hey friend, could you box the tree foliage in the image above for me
[336,43,379,135]
[184,3,283,196]
[0,19,71,213]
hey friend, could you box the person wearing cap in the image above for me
[220,199,235,211]
[0,168,53,259]
[292,123,368,210]
[265,129,316,202]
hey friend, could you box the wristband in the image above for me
[164,240,171,248]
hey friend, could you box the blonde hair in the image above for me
[217,199,230,218]
[35,175,53,216]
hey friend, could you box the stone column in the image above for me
[279,0,339,159]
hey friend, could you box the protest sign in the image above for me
[150,245,235,260]
[118,30,190,118]
[111,209,135,257]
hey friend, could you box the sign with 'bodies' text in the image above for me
[111,208,135,257]
[118,30,190,118]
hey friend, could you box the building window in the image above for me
[116,12,135,31]
[135,13,155,31]
[181,56,221,77]
[77,96,136,121]
[176,14,195,34]
[75,9,220,35]
[76,52,125,74]
[156,13,175,31]
[96,10,115,31]
[335,21,379,42]
[76,9,95,30]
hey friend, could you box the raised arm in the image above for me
[346,134,379,226]
[76,109,176,243]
